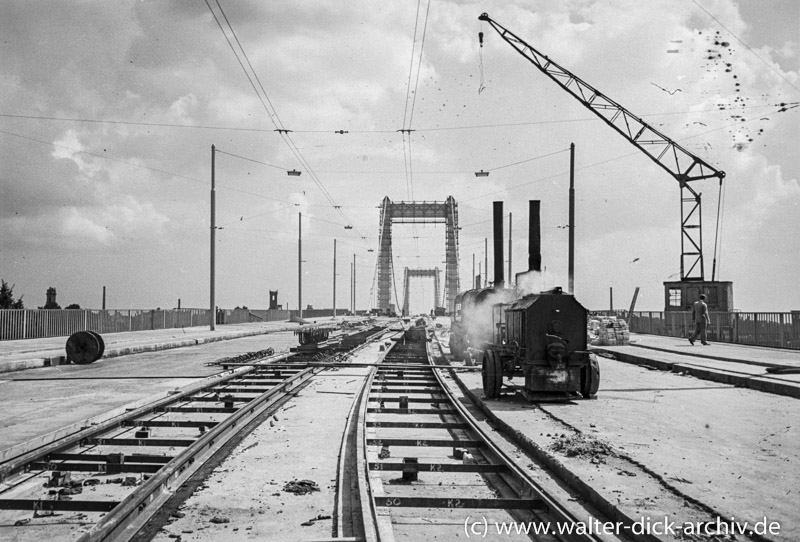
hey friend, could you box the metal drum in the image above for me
[65,331,105,364]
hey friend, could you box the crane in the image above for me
[478,13,726,282]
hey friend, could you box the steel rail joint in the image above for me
[356,331,405,541]
[431,357,604,542]
[0,352,293,483]
[76,365,318,542]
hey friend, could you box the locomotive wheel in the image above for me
[65,331,101,365]
[482,350,503,399]
[580,355,600,398]
[88,331,105,359]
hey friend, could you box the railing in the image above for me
[0,309,212,340]
[217,308,346,325]
[629,311,800,350]
[0,307,353,341]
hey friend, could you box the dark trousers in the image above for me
[690,321,708,344]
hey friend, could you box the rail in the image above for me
[347,330,602,541]
[0,307,348,340]
[628,310,800,350]
[0,325,389,541]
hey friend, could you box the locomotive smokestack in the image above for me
[529,200,541,272]
[493,201,504,288]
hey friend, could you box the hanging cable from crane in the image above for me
[478,12,726,283]
[478,29,486,94]
[712,178,727,280]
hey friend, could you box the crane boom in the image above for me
[479,13,725,281]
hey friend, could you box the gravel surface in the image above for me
[454,357,798,542]
[0,332,299,454]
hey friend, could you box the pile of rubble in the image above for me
[549,433,614,464]
[588,317,630,346]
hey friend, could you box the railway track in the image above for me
[343,328,606,541]
[0,324,387,542]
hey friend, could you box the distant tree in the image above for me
[42,300,61,310]
[0,280,24,309]
[66,303,81,310]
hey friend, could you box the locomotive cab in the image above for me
[481,287,599,399]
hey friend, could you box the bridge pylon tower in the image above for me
[376,196,460,314]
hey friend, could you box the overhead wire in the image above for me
[406,0,432,130]
[460,107,792,204]
[213,0,360,233]
[4,102,780,214]
[0,127,365,229]
[402,0,424,132]
[206,0,370,245]
[391,0,432,307]
[485,147,569,172]
[0,127,206,186]
[216,203,296,228]
[2,102,794,135]
[214,148,292,171]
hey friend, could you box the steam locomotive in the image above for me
[452,284,599,399]
[450,200,599,400]
[491,286,598,399]
[450,287,516,361]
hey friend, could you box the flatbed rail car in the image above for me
[481,287,600,400]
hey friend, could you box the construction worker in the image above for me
[689,294,710,345]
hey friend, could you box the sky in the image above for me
[0,0,798,313]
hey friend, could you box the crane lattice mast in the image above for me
[479,13,725,281]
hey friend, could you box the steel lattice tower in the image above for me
[401,267,441,316]
[376,196,460,314]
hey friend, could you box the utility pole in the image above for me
[298,212,302,318]
[210,144,216,331]
[472,254,475,290]
[333,239,337,318]
[350,261,354,314]
[508,212,513,287]
[484,238,488,288]
[569,142,575,295]
[354,261,357,314]
[102,286,106,310]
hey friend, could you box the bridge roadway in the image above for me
[449,333,800,542]
[0,320,334,373]
[593,334,800,399]
[0,324,798,540]
[4,323,797,396]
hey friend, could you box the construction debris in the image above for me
[549,433,614,463]
[282,479,320,495]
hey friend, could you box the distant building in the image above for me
[663,281,733,312]
[42,287,61,310]
[269,290,282,310]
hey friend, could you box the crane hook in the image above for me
[478,31,484,47]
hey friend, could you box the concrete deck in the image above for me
[592,334,800,399]
[0,318,340,374]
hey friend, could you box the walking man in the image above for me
[689,294,710,345]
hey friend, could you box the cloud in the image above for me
[0,0,797,311]
[61,207,115,245]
